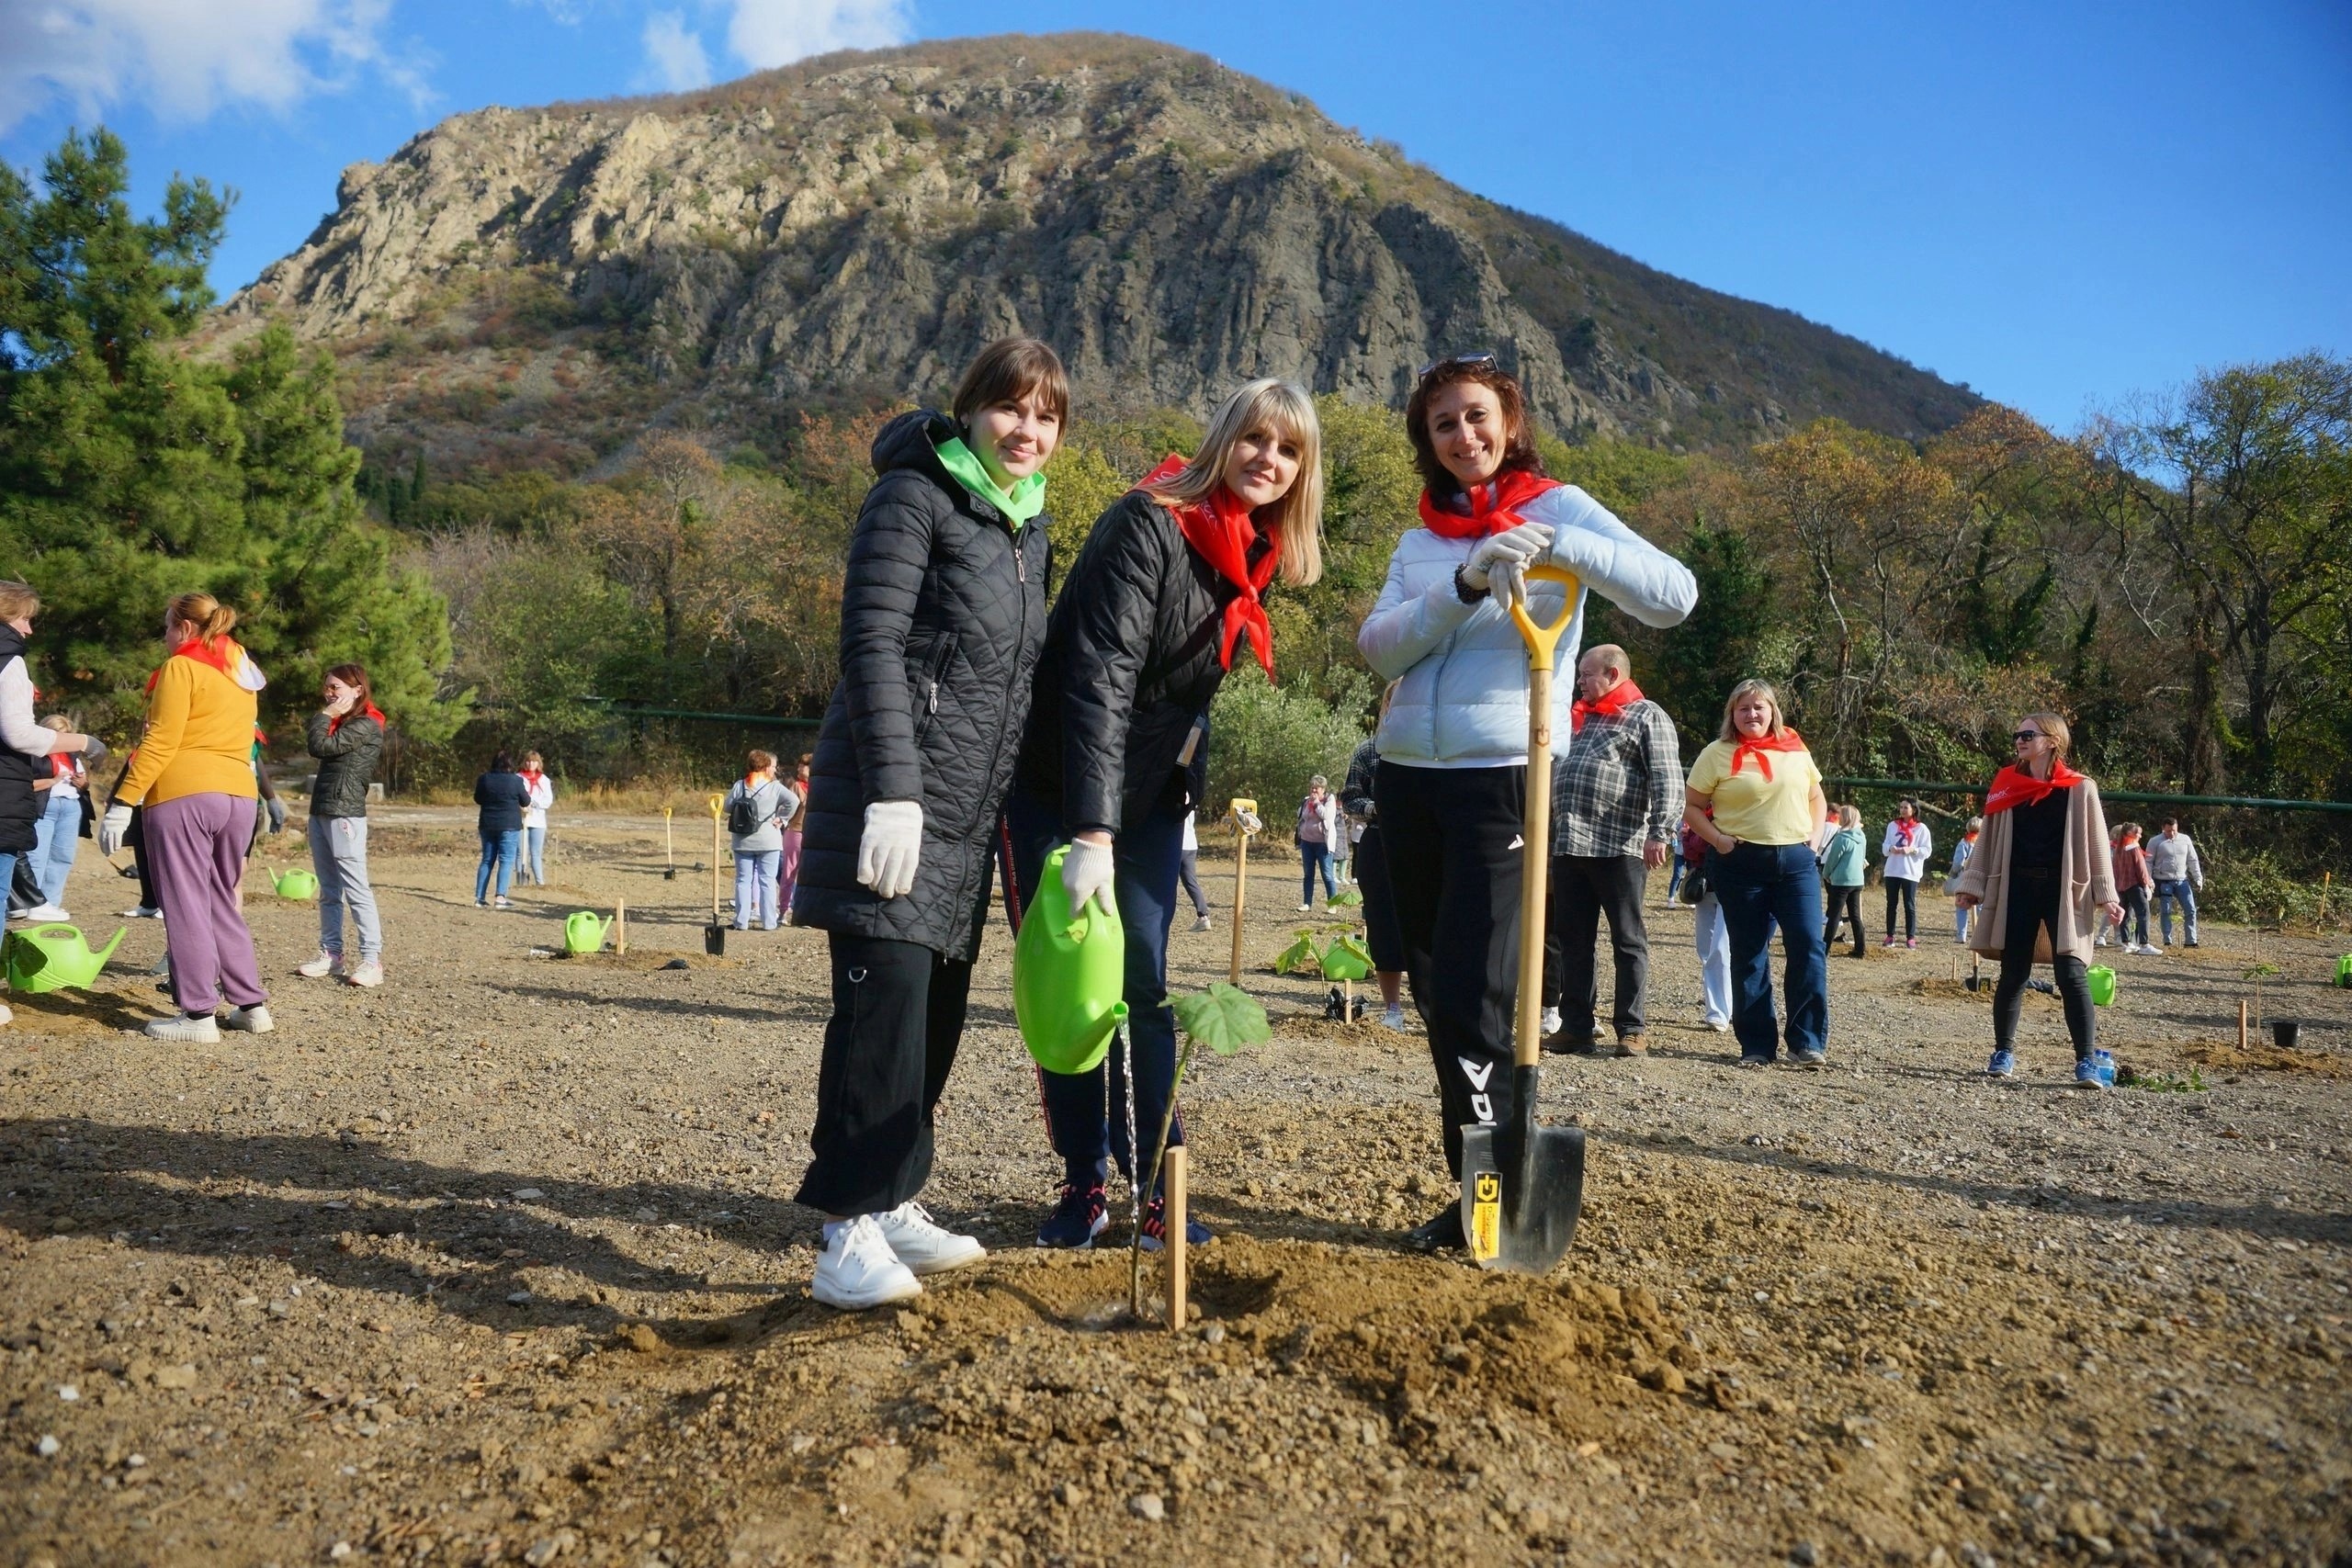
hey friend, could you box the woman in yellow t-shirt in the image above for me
[1682,679,1828,1067]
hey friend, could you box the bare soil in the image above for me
[4,809,2348,1568]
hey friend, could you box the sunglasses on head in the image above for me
[1415,350,1498,382]
[2013,730,2043,742]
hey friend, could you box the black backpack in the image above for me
[728,787,762,836]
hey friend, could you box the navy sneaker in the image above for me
[1986,1049,2017,1078]
[2073,1057,2109,1089]
[1137,1196,1212,1253]
[1035,1182,1108,1249]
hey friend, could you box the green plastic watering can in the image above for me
[4,923,127,994]
[270,866,319,901]
[2086,964,2118,1008]
[564,911,615,955]
[1012,844,1126,1076]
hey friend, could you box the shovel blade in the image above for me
[663,867,677,881]
[1459,1107,1586,1274]
[704,924,727,956]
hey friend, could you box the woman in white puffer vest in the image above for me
[1359,354,1697,1253]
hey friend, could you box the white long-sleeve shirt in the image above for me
[0,657,60,759]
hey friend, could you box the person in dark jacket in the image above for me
[792,337,1066,1311]
[0,582,106,1027]
[1342,687,1409,1032]
[1007,378,1324,1252]
[472,751,530,908]
[300,663,388,986]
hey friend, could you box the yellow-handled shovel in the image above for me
[1459,562,1589,1272]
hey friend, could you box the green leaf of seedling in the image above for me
[1320,935,1374,981]
[1173,984,1271,1056]
[1273,932,1320,976]
[1328,886,1363,908]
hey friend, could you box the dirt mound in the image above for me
[2179,1035,2352,1077]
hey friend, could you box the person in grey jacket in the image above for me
[1358,355,1696,1251]
[726,750,798,931]
[300,663,387,987]
[2146,818,2204,947]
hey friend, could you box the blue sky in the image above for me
[5,0,2346,431]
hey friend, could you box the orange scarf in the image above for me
[1984,759,2084,815]
[144,637,239,694]
[329,701,386,736]
[1727,728,1807,782]
[1139,456,1280,678]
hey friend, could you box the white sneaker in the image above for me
[1295,902,1311,912]
[122,906,163,919]
[1706,1019,1733,1032]
[873,1201,986,1275]
[1382,1003,1408,1032]
[1540,1006,1562,1036]
[19,903,69,922]
[144,1012,220,1043]
[345,961,384,988]
[811,1215,922,1310]
[2139,944,2164,957]
[0,1002,12,1026]
[296,949,346,979]
[221,1005,274,1033]
[1191,914,1213,932]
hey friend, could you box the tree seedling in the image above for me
[2243,962,2280,1024]
[1129,984,1270,1318]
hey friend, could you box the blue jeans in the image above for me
[524,825,547,885]
[1665,856,1687,903]
[28,786,82,907]
[475,828,520,902]
[1709,841,1828,1061]
[1955,902,1972,943]
[1299,840,1336,906]
[1694,893,1731,1027]
[1007,791,1187,1192]
[2154,879,2198,943]
[733,849,781,930]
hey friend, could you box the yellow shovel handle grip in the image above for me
[1508,564,1583,673]
[708,794,725,818]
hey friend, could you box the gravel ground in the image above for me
[3,807,2347,1568]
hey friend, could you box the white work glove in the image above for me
[1459,522,1554,593]
[98,804,133,857]
[855,800,923,899]
[1061,835,1115,917]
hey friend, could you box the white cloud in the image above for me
[724,0,911,71]
[638,10,712,90]
[0,0,431,136]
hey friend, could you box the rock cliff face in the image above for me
[224,33,1978,465]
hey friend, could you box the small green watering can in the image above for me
[4,923,127,994]
[2335,953,2352,989]
[269,866,320,901]
[1012,844,1126,1076]
[2086,964,2118,1008]
[563,911,615,955]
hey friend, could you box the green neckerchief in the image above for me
[933,434,1047,525]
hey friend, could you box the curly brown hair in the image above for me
[1403,357,1547,498]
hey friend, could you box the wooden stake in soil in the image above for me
[614,899,627,956]
[1164,1145,1188,1334]
[1227,800,1257,987]
[2240,998,2250,1052]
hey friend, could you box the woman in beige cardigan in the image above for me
[1948,713,2122,1086]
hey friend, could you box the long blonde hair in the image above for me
[1144,378,1324,587]
[1716,678,1789,744]
[2019,711,2072,758]
[168,592,239,649]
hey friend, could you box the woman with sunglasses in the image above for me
[1948,714,2120,1086]
[1360,354,1695,1252]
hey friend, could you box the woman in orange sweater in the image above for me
[97,593,274,1043]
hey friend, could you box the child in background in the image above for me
[1819,804,1868,958]
[1949,817,1983,943]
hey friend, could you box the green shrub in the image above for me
[1205,666,1369,823]
[2200,849,2350,931]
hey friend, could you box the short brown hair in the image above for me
[0,581,40,622]
[1716,678,1788,744]
[1404,358,1545,497]
[747,749,776,773]
[951,337,1069,428]
[326,663,373,713]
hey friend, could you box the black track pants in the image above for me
[795,932,975,1216]
[1375,761,1526,1179]
[1991,868,2096,1061]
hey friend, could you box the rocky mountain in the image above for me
[220,32,1981,471]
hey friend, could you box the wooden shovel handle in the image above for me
[1510,565,1581,1070]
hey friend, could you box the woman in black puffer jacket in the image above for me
[300,663,387,987]
[1007,378,1324,1253]
[791,338,1065,1312]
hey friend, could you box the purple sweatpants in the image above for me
[145,792,269,1014]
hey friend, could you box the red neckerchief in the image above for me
[50,755,72,780]
[1139,456,1280,678]
[1984,759,2084,815]
[1892,818,1919,848]
[1570,676,1645,733]
[1416,468,1562,540]
[144,637,239,694]
[1727,727,1807,782]
[330,701,387,737]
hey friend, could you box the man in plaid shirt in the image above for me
[1542,644,1684,1055]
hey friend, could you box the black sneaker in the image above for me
[1402,1202,1464,1252]
[1035,1181,1108,1249]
